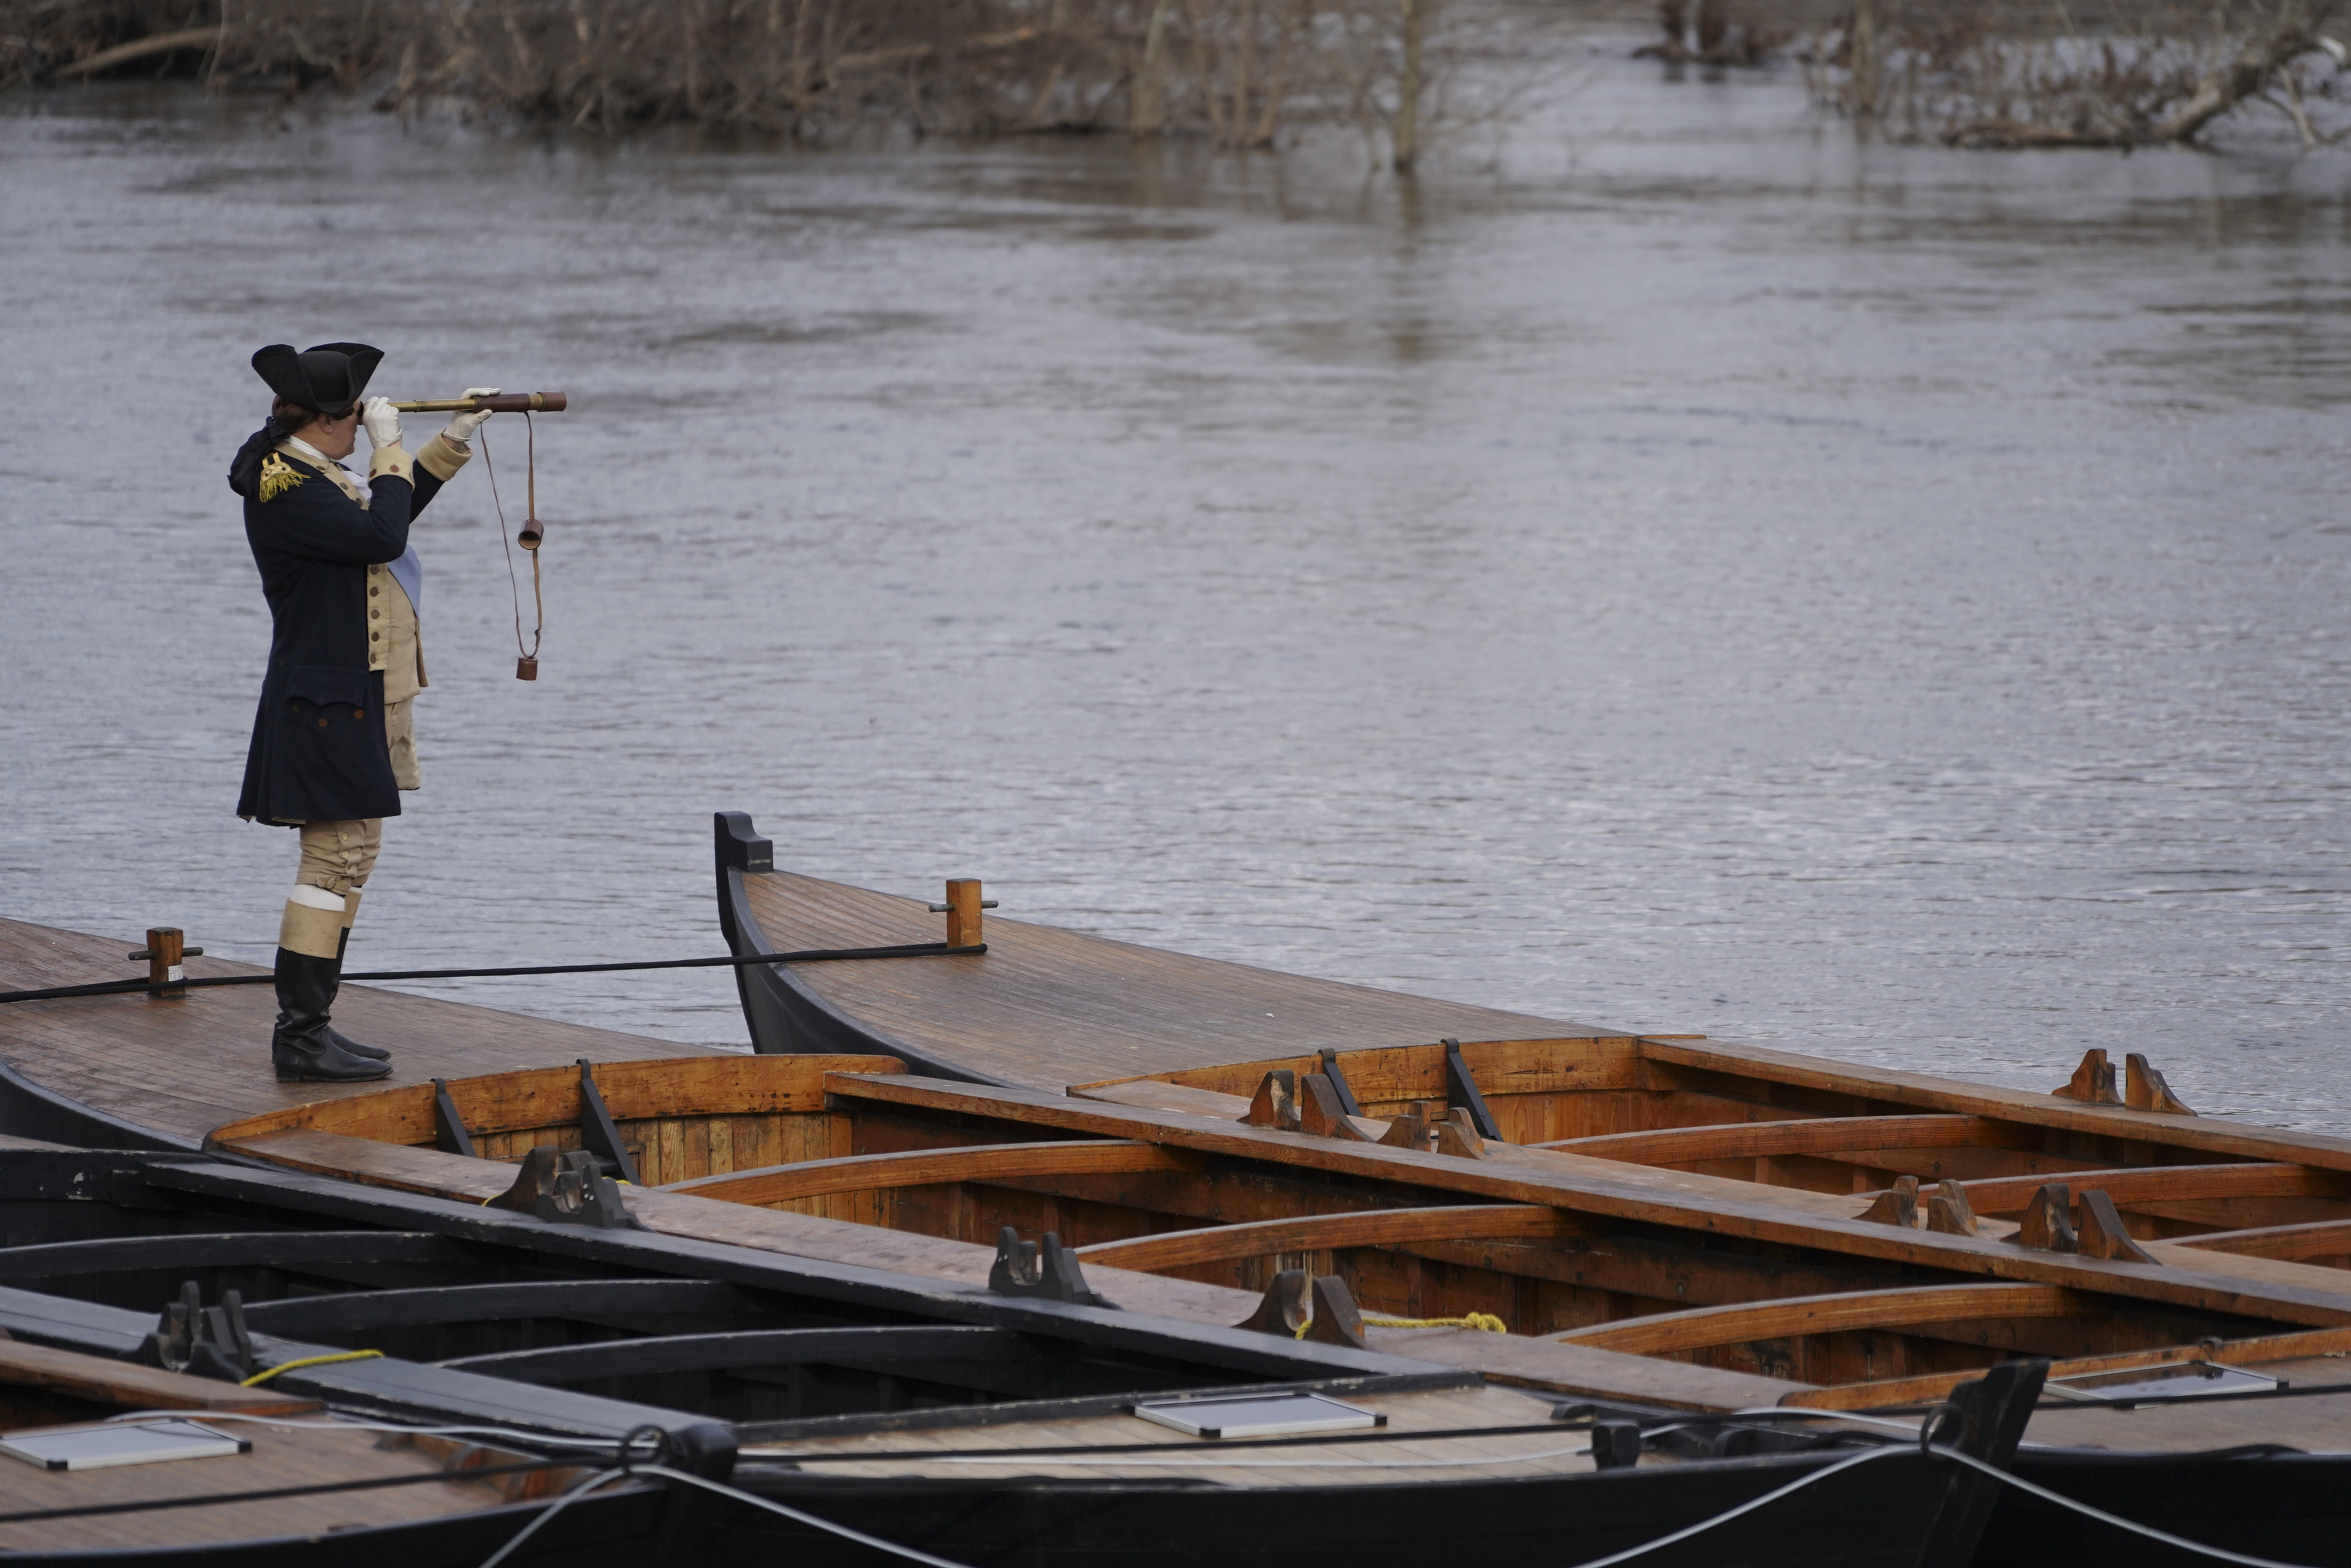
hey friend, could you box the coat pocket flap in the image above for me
[285,665,371,708]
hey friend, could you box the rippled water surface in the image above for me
[3,41,2346,1130]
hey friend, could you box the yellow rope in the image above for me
[1293,1311,1507,1337]
[1364,1311,1508,1333]
[239,1349,383,1387]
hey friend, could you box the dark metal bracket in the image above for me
[576,1060,642,1185]
[137,1279,255,1382]
[488,1146,647,1231]
[432,1078,477,1158]
[989,1226,1113,1307]
[1316,1048,1364,1116]
[1442,1038,1501,1141]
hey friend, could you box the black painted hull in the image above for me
[714,813,1015,1083]
[730,1450,1964,1568]
[1983,1448,2351,1568]
[0,1482,673,1567]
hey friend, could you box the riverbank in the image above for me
[10,1,2346,156]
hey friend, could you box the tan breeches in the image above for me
[387,697,420,790]
[279,818,383,959]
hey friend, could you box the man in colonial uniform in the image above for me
[227,342,498,1081]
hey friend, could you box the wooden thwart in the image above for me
[2171,1217,2351,1262]
[1949,1161,2331,1215]
[0,1338,319,1416]
[1074,1203,1573,1273]
[664,1139,1202,1206]
[1783,1323,2351,1411]
[1537,1113,2012,1165]
[1552,1282,2085,1356]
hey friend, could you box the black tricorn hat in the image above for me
[251,341,383,415]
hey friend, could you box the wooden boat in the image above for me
[0,1147,726,1566]
[0,1139,2027,1568]
[7,819,2350,1560]
[195,1031,2351,1567]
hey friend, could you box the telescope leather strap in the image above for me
[479,419,545,679]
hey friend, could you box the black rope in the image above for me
[0,1453,602,1524]
[0,942,984,1006]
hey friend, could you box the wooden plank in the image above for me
[0,918,710,1147]
[1535,1113,2017,1164]
[206,1055,908,1151]
[741,871,1603,1095]
[1074,1204,1573,1273]
[816,1072,2351,1330]
[220,1128,515,1201]
[1070,1079,1255,1119]
[1553,1283,2083,1356]
[0,1339,319,1416]
[1783,1323,2351,1411]
[1947,1162,2341,1215]
[1369,1326,1814,1411]
[1633,1035,2351,1174]
[662,1140,1206,1206]
[2169,1217,2351,1262]
[0,1421,572,1552]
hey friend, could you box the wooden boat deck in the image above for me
[736,865,1602,1091]
[0,1418,556,1553]
[748,1383,1600,1482]
[0,918,705,1149]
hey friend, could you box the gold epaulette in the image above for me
[257,452,306,503]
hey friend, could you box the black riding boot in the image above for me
[272,948,391,1082]
[323,927,390,1061]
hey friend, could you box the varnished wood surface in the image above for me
[0,1340,318,1417]
[665,1139,1202,1205]
[216,1128,1812,1411]
[0,1417,558,1552]
[1073,1203,1576,1273]
[741,871,1600,1092]
[747,1384,1605,1483]
[820,1073,2351,1329]
[1553,1283,2083,1356]
[0,918,708,1146]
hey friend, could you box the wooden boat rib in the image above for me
[206,1045,2351,1420]
[0,1142,2043,1568]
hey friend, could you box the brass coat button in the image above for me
[352,709,365,719]
[317,717,329,728]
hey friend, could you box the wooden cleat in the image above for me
[1925,1179,1977,1236]
[1859,1174,1919,1227]
[1234,1268,1311,1337]
[1303,1274,1367,1349]
[2076,1189,2158,1262]
[2053,1048,2122,1106]
[1377,1102,1434,1151]
[2124,1053,2196,1115]
[1241,1069,1300,1131]
[1434,1108,1487,1159]
[1298,1073,1374,1140]
[2015,1183,2079,1253]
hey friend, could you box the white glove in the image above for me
[361,396,403,450]
[442,387,502,444]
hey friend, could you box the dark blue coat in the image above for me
[236,447,453,825]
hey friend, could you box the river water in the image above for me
[3,33,2346,1130]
